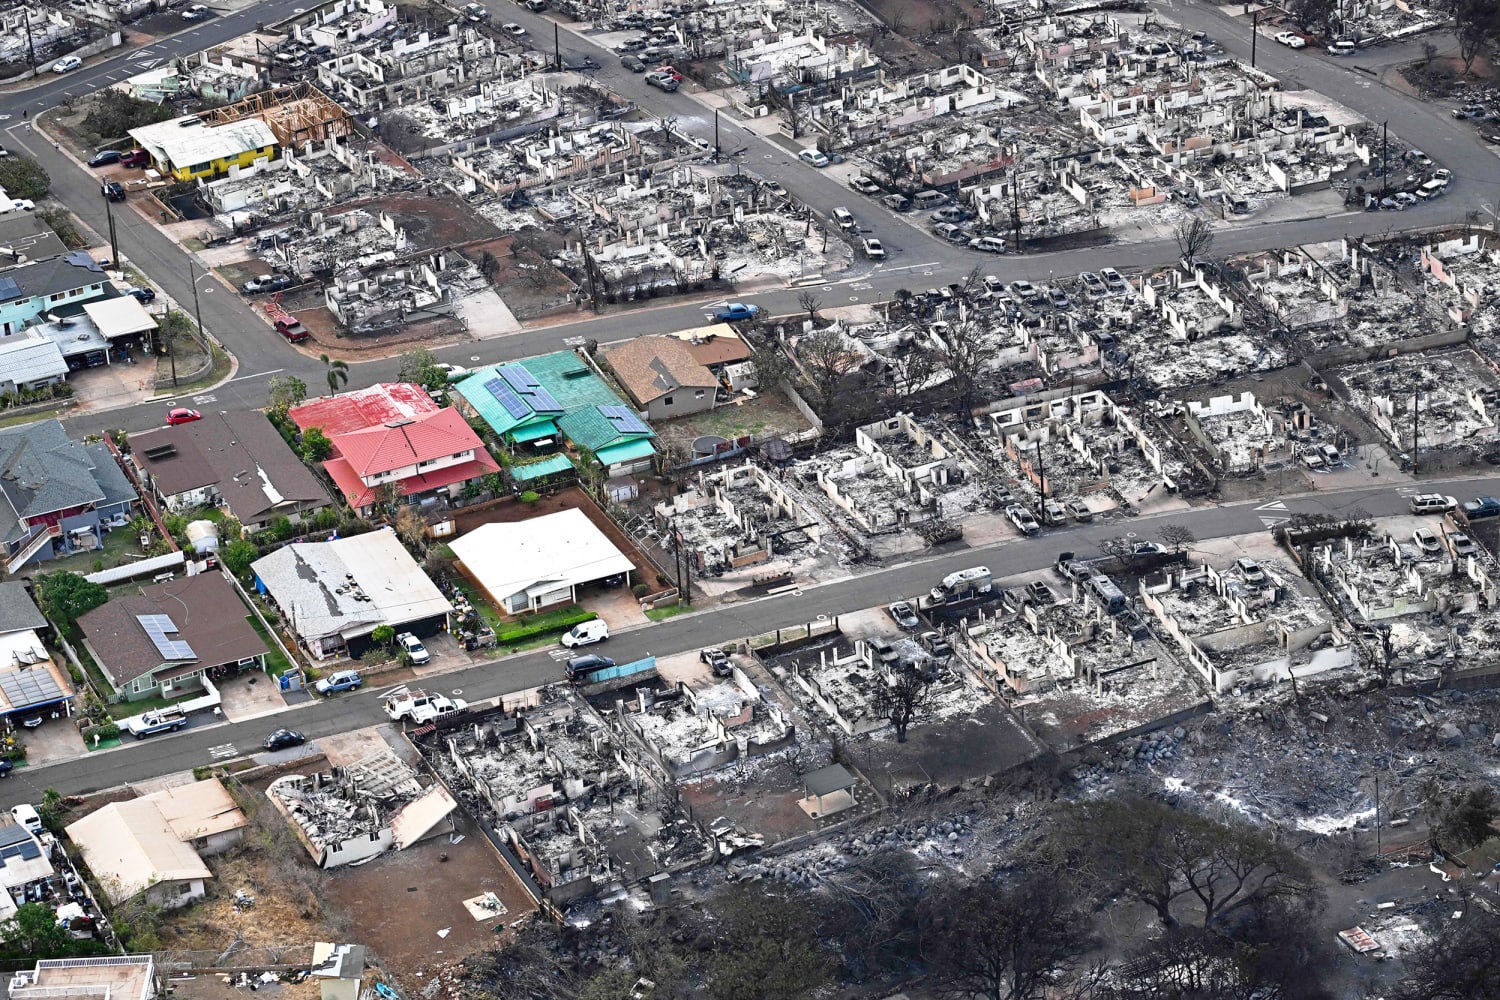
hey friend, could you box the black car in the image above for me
[0,760,12,778]
[621,53,646,72]
[101,181,126,202]
[567,654,615,677]
[88,149,122,167]
[127,287,156,303]
[262,729,305,751]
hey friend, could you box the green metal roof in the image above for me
[597,438,658,466]
[456,351,629,437]
[509,419,559,444]
[557,405,656,454]
[510,454,575,482]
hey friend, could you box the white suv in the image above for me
[397,632,431,665]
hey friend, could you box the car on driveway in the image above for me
[798,148,830,168]
[761,180,787,198]
[87,149,121,167]
[125,286,155,303]
[1412,528,1442,556]
[1451,532,1478,558]
[887,601,921,630]
[121,148,150,168]
[1234,557,1267,585]
[242,274,293,294]
[849,175,881,195]
[700,647,732,676]
[181,4,209,18]
[263,729,305,752]
[166,408,201,425]
[397,632,430,665]
[51,56,81,73]
[434,363,469,382]
[1273,31,1305,48]
[712,302,759,322]
[1100,267,1128,293]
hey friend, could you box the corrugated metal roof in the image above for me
[510,454,574,482]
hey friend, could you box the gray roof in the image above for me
[803,763,855,798]
[85,442,137,510]
[0,335,67,388]
[0,420,111,544]
[6,252,105,303]
[0,582,45,634]
[0,214,67,264]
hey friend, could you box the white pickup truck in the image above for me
[126,707,188,739]
[383,690,469,724]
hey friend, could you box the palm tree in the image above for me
[320,354,349,396]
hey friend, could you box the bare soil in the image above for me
[463,235,575,320]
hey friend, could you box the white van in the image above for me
[561,619,609,648]
[11,804,41,836]
[1417,179,1447,200]
[912,190,948,211]
[831,207,857,232]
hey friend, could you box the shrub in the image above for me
[96,723,120,741]
[519,490,540,504]
[494,609,596,645]
[632,582,650,598]
[0,157,49,200]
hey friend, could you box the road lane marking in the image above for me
[226,368,284,383]
[209,743,237,760]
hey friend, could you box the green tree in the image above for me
[2,902,77,957]
[80,91,174,147]
[320,354,349,396]
[221,538,259,577]
[1427,783,1499,857]
[1454,0,1500,77]
[0,158,49,201]
[34,573,107,632]
[396,348,447,391]
[370,624,395,649]
[706,886,832,1000]
[301,427,332,462]
[266,374,308,418]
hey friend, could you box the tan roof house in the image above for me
[603,336,719,421]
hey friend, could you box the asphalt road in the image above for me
[11,468,1500,800]
[0,0,1482,441]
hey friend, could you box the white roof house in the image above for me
[66,797,217,908]
[251,527,452,659]
[0,335,67,392]
[81,297,158,340]
[450,508,634,614]
[128,116,276,176]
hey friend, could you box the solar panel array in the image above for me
[599,405,650,434]
[500,366,563,412]
[136,614,197,661]
[0,841,41,862]
[483,377,530,420]
[0,669,64,712]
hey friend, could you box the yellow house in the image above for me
[128,116,278,182]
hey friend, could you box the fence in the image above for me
[221,566,301,677]
[746,617,840,653]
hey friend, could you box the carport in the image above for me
[799,763,857,819]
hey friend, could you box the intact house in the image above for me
[66,779,248,910]
[0,252,110,336]
[287,384,498,518]
[129,411,332,532]
[76,573,268,702]
[251,527,452,661]
[0,419,136,575]
[128,115,277,182]
[0,822,55,920]
[449,508,635,615]
[0,582,74,730]
[602,336,719,421]
[454,351,657,477]
[7,956,158,1000]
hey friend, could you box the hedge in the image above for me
[496,608,597,645]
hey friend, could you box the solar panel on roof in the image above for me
[0,277,19,302]
[18,842,39,860]
[0,669,64,711]
[484,377,531,420]
[500,365,562,412]
[136,614,196,661]
[599,405,650,434]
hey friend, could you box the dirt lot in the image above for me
[463,236,575,320]
[662,390,814,446]
[341,194,504,250]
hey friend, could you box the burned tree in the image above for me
[797,290,824,327]
[875,668,930,743]
[1173,216,1215,265]
[928,318,998,413]
[1158,524,1196,552]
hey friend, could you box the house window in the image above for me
[178,883,192,895]
[418,458,438,468]
[695,390,706,399]
[664,396,673,407]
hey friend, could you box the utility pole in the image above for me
[22,9,35,73]
[1412,391,1419,472]
[1250,11,1257,68]
[1381,120,1389,198]
[713,108,720,157]
[1009,172,1022,252]
[1034,438,1047,518]
[103,196,118,270]
[1374,771,1381,859]
[553,23,561,72]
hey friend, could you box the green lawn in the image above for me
[645,604,692,621]
[106,693,182,720]
[246,615,294,676]
[450,576,504,632]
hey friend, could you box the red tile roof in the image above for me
[324,452,500,510]
[288,383,438,437]
[330,408,485,477]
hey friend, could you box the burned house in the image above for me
[655,460,823,576]
[617,675,795,780]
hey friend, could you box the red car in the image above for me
[166,408,201,425]
[120,148,150,168]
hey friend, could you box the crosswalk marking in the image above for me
[1253,500,1288,511]
[1259,516,1291,529]
[208,743,237,760]
[547,648,572,660]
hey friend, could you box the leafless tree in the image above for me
[1173,216,1215,264]
[797,290,824,327]
[875,668,929,742]
[797,328,855,406]
[1158,524,1196,552]
[928,318,997,412]
[889,345,942,400]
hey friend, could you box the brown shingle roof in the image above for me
[668,324,754,367]
[603,336,718,406]
[77,574,267,688]
[131,412,330,526]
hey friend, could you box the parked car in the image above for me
[181,4,209,18]
[887,601,921,630]
[1326,39,1356,55]
[1047,286,1073,310]
[1451,532,1478,558]
[566,653,615,677]
[501,22,527,36]
[861,237,886,260]
[798,148,830,168]
[1234,557,1267,585]
[645,70,679,91]
[242,274,293,294]
[561,619,609,647]
[1130,541,1167,557]
[1006,504,1040,535]
[1025,580,1056,605]
[1409,493,1457,514]
[700,647,732,676]
[434,363,469,382]
[1273,31,1305,48]
[262,729,306,751]
[1065,499,1092,522]
[1412,528,1442,556]
[832,206,857,231]
[919,631,952,658]
[87,149,121,167]
[712,302,759,322]
[314,669,362,695]
[620,53,646,72]
[126,286,156,303]
[1043,499,1068,524]
[51,56,81,73]
[101,180,125,202]
[761,180,787,198]
[1463,496,1500,519]
[849,176,881,195]
[1079,271,1106,296]
[1100,267,1128,293]
[166,408,201,425]
[397,632,430,665]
